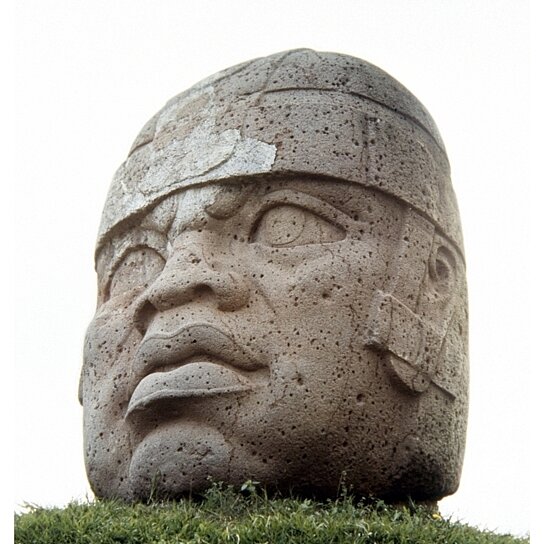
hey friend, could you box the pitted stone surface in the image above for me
[80,49,468,502]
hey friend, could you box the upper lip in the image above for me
[128,322,267,398]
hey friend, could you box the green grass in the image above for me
[15,483,528,544]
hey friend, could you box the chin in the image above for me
[126,421,232,499]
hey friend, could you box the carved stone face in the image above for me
[82,175,467,500]
[81,49,468,502]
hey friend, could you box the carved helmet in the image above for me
[98,49,463,256]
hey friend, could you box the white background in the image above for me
[9,0,539,539]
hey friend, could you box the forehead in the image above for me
[139,176,400,233]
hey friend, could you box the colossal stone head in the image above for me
[80,49,468,502]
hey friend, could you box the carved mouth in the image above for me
[125,323,268,419]
[126,361,255,417]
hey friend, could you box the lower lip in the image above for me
[126,362,253,417]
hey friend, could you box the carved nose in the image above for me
[144,242,250,313]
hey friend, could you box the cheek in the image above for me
[226,240,389,385]
[83,314,138,392]
[263,241,386,318]
[249,242,387,387]
[82,305,142,497]
[82,301,143,430]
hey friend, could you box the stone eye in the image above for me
[108,247,165,299]
[252,204,345,248]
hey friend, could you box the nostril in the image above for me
[192,284,215,300]
[133,300,156,335]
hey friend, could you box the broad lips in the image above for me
[126,323,267,417]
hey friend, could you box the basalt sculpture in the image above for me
[79,49,468,502]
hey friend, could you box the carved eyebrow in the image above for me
[204,184,252,219]
[254,189,357,230]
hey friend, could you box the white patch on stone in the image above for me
[98,85,276,247]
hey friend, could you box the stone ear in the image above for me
[420,236,460,336]
[428,242,457,296]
